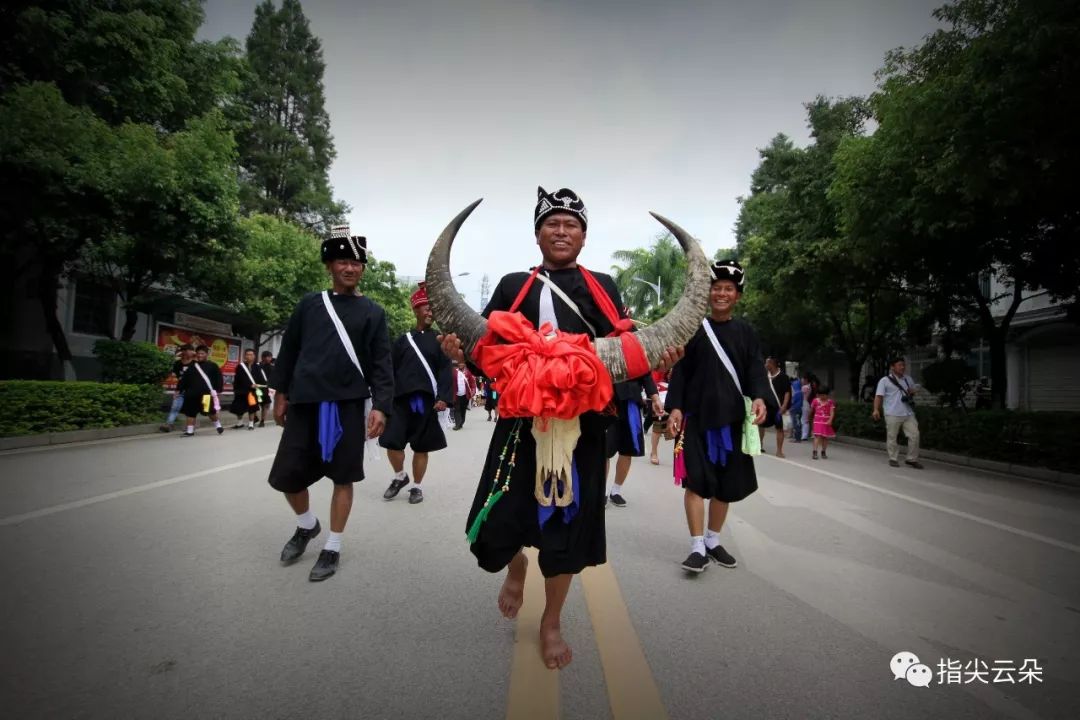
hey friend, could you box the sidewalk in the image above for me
[834,434,1080,488]
[0,417,227,452]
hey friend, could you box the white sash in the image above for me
[535,273,596,337]
[239,362,257,385]
[404,331,438,396]
[701,318,742,395]
[192,362,221,412]
[321,291,366,380]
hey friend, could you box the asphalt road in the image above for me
[1,412,1077,720]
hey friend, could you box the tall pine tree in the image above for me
[237,0,344,232]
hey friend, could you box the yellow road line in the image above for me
[506,548,560,720]
[581,562,669,720]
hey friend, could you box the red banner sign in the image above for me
[157,323,242,392]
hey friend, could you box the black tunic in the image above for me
[230,362,261,415]
[466,266,625,578]
[177,360,224,417]
[270,291,394,414]
[665,317,771,502]
[379,328,453,453]
[607,373,659,458]
[266,291,395,492]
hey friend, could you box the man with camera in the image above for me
[872,356,923,469]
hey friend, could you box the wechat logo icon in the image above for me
[891,651,932,687]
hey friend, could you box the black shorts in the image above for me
[268,400,368,494]
[378,395,447,453]
[605,404,646,458]
[680,423,758,502]
[181,392,219,418]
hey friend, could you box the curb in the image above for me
[0,417,233,452]
[833,435,1080,488]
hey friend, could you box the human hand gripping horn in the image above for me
[425,199,712,383]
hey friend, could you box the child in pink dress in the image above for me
[811,386,835,460]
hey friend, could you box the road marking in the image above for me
[581,562,669,720]
[769,456,1080,554]
[505,548,559,720]
[0,454,276,527]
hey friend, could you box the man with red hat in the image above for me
[380,282,453,504]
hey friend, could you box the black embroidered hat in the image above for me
[711,259,745,290]
[322,224,367,263]
[534,186,588,231]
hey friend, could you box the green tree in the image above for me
[237,0,344,231]
[833,0,1080,407]
[610,233,687,322]
[79,111,241,341]
[363,258,413,340]
[0,84,113,370]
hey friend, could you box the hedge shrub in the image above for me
[0,381,163,437]
[834,401,1080,474]
[93,339,174,385]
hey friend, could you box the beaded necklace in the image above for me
[466,419,523,544]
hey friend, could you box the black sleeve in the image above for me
[271,298,305,394]
[176,368,191,394]
[641,372,658,397]
[665,334,698,413]
[482,276,514,317]
[365,307,395,416]
[211,363,224,393]
[435,341,453,404]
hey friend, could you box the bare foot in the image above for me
[498,554,527,619]
[776,451,785,458]
[539,624,572,669]
[650,455,660,465]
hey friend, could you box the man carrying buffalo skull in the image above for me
[433,187,710,670]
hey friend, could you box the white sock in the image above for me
[248,420,255,428]
[690,536,706,556]
[184,427,194,435]
[610,483,623,497]
[393,469,407,481]
[325,531,343,553]
[296,510,317,530]
[214,419,223,429]
[704,529,721,550]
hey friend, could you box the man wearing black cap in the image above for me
[267,226,394,582]
[666,260,769,574]
[441,187,682,670]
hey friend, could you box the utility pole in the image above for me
[479,273,491,311]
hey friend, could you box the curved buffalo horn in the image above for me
[593,213,711,382]
[425,199,488,355]
[425,202,711,384]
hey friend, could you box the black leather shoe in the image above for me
[383,475,410,500]
[216,426,225,435]
[408,487,424,504]
[309,549,339,581]
[280,520,321,563]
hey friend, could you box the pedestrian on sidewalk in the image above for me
[800,370,816,442]
[452,362,476,430]
[666,260,769,575]
[267,228,393,582]
[789,374,803,442]
[230,348,261,430]
[872,357,923,468]
[483,377,500,421]
[646,369,671,464]
[380,282,452,505]
[811,386,835,459]
[176,345,224,436]
[435,186,688,670]
[160,344,194,432]
[258,351,275,427]
[605,366,662,508]
[759,356,790,457]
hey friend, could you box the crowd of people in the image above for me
[154,184,926,671]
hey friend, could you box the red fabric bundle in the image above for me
[473,311,613,420]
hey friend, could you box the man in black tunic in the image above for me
[380,282,452,505]
[230,348,262,430]
[441,187,681,670]
[268,230,393,582]
[605,371,663,508]
[176,344,225,436]
[258,351,275,427]
[666,260,769,573]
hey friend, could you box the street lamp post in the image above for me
[632,275,662,306]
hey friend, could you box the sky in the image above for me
[201,0,942,308]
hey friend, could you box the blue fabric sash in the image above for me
[409,393,425,414]
[318,401,344,463]
[537,458,580,530]
[626,400,642,454]
[706,425,734,467]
